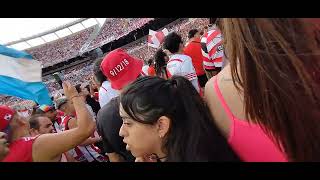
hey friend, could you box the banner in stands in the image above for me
[147,28,169,48]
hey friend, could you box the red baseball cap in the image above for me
[100,48,143,90]
[0,105,15,131]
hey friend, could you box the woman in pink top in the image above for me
[205,18,320,162]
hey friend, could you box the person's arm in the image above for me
[67,113,100,146]
[32,81,95,162]
[79,137,101,146]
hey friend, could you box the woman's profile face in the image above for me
[118,104,162,158]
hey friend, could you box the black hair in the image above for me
[154,49,168,78]
[29,114,46,130]
[93,59,107,86]
[85,85,90,92]
[147,58,153,67]
[75,84,82,93]
[188,29,199,39]
[163,32,183,54]
[120,76,240,162]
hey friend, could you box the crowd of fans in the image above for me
[0,18,208,106]
[2,18,319,163]
[90,18,154,48]
[26,26,96,67]
[24,18,154,68]
[125,18,209,62]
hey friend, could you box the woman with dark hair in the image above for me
[205,18,320,161]
[154,49,169,79]
[119,76,240,162]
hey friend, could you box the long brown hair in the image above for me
[219,18,320,161]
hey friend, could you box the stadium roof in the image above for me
[0,18,107,50]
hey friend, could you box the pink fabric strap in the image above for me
[213,76,235,121]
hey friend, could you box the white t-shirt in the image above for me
[142,65,149,76]
[166,54,200,92]
[98,81,119,108]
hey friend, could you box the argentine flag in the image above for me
[0,45,52,105]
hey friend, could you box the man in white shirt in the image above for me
[99,81,118,108]
[92,59,119,108]
[163,32,200,93]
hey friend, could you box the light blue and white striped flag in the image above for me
[0,45,52,105]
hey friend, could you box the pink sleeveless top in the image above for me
[213,76,287,162]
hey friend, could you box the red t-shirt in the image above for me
[184,37,205,76]
[147,66,156,76]
[94,92,99,101]
[2,136,38,162]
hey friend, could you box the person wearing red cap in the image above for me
[96,48,143,162]
[92,58,119,108]
[0,81,96,162]
[100,48,144,90]
[0,132,9,161]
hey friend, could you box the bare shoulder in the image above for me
[204,75,231,138]
[32,134,61,162]
[204,77,215,99]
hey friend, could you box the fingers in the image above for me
[62,81,79,100]
[62,81,71,90]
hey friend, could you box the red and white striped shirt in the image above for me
[60,115,108,162]
[201,28,224,70]
[166,54,200,92]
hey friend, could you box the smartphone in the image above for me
[53,72,63,88]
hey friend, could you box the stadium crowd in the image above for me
[25,18,154,68]
[1,18,320,162]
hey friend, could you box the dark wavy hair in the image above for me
[93,58,107,86]
[154,49,168,78]
[163,32,183,54]
[220,18,320,161]
[120,76,240,162]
